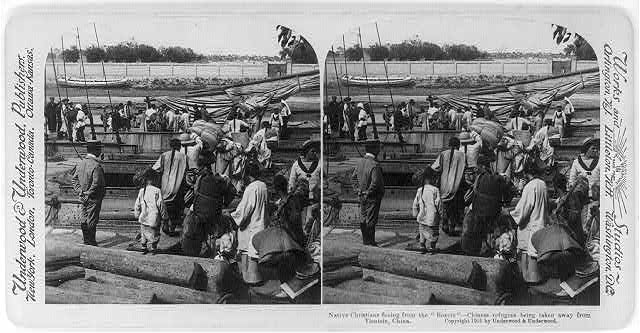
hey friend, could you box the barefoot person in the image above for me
[71,140,105,246]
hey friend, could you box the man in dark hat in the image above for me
[460,153,516,256]
[351,140,385,246]
[71,140,106,246]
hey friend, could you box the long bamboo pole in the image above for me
[342,35,350,97]
[93,23,121,145]
[60,36,69,99]
[374,22,396,113]
[357,27,378,140]
[330,46,343,100]
[76,27,97,140]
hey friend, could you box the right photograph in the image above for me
[322,18,600,305]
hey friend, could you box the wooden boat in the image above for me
[56,77,129,88]
[340,74,414,87]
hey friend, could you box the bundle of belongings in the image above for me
[249,178,320,301]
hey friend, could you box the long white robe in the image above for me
[510,178,549,256]
[231,180,268,258]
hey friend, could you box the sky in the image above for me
[52,14,577,57]
[336,16,573,54]
[55,15,286,56]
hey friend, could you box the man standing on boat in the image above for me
[351,140,385,246]
[356,103,369,141]
[71,140,105,246]
[280,99,292,139]
[45,97,58,140]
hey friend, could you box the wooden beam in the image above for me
[324,286,413,305]
[46,285,157,304]
[358,246,508,293]
[84,269,226,304]
[46,266,85,286]
[323,266,363,286]
[362,269,501,305]
[336,279,435,305]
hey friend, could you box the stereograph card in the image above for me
[2,0,637,330]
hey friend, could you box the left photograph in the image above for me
[44,19,321,304]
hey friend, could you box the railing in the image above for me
[45,62,319,81]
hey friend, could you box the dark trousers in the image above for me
[281,116,290,139]
[357,126,367,141]
[360,197,382,245]
[460,213,494,256]
[76,126,86,142]
[66,118,75,141]
[81,199,102,245]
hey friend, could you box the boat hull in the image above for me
[56,77,129,88]
[340,75,414,87]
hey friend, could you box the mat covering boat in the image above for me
[155,70,320,122]
[436,67,599,122]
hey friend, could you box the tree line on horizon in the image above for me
[48,41,283,64]
[331,34,596,62]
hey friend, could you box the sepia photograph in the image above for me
[43,17,321,304]
[322,18,600,305]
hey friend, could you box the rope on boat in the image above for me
[357,27,378,140]
[51,45,82,159]
[76,27,97,140]
[93,23,121,150]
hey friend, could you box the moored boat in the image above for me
[56,77,129,88]
[340,74,414,87]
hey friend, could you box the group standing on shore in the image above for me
[350,96,599,289]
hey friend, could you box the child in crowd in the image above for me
[133,168,168,254]
[412,167,442,253]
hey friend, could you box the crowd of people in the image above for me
[351,96,599,289]
[68,112,319,288]
[324,94,576,145]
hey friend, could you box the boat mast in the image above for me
[50,47,62,102]
[60,36,69,99]
[76,27,97,140]
[330,45,343,100]
[341,35,350,98]
[93,23,122,144]
[375,22,396,114]
[357,27,378,140]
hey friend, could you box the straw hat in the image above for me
[179,133,195,145]
[582,137,600,153]
[458,131,476,145]
[357,102,365,109]
[301,139,320,154]
[75,104,83,110]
